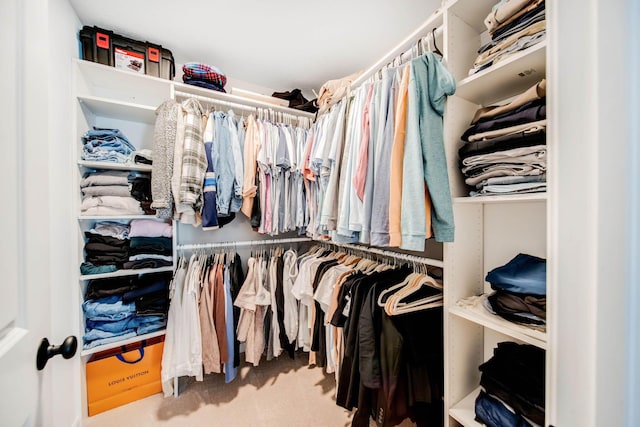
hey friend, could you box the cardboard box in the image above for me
[86,338,164,416]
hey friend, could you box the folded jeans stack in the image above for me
[182,62,227,93]
[81,127,136,164]
[475,342,545,426]
[484,253,546,329]
[82,272,171,349]
[470,0,546,75]
[458,79,547,197]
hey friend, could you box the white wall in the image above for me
[47,0,83,426]
[549,0,636,425]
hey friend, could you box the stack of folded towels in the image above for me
[470,0,546,75]
[182,62,227,93]
[458,79,547,197]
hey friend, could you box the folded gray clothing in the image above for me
[465,165,545,186]
[88,221,130,239]
[471,182,547,196]
[80,171,130,188]
[81,185,132,198]
[461,145,547,171]
[476,174,546,189]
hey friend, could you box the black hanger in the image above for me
[431,27,443,57]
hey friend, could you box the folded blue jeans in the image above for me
[475,389,532,427]
[83,296,136,321]
[485,253,546,295]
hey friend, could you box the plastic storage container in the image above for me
[79,25,175,80]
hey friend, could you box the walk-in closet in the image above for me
[2,0,639,427]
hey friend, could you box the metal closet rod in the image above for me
[351,22,444,89]
[174,90,314,123]
[317,241,444,268]
[176,237,312,251]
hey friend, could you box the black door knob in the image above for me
[36,336,78,371]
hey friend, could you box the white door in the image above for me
[0,0,70,425]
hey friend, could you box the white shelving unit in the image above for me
[441,0,549,425]
[74,58,175,418]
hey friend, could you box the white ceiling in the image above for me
[68,0,442,98]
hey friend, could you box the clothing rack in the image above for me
[174,90,315,128]
[350,12,444,89]
[176,237,313,252]
[316,240,444,268]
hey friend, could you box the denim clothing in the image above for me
[82,127,136,163]
[475,390,533,427]
[86,314,164,333]
[80,262,117,275]
[486,253,546,295]
[182,76,226,93]
[83,296,136,321]
[212,112,236,217]
[227,112,244,213]
[470,181,547,196]
[202,138,220,230]
[223,267,238,383]
[136,318,167,335]
[83,331,137,349]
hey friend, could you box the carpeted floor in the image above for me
[84,352,357,427]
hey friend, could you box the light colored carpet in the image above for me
[84,352,356,427]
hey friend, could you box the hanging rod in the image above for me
[176,237,312,251]
[173,89,316,119]
[350,14,444,89]
[316,241,444,268]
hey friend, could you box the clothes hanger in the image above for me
[384,273,443,315]
[430,27,443,58]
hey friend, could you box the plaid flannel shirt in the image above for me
[179,98,207,207]
[182,62,227,88]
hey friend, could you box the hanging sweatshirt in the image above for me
[402,52,456,245]
[370,68,398,247]
[388,65,411,247]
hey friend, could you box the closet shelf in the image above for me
[76,59,171,106]
[78,215,158,221]
[79,266,174,281]
[77,95,158,124]
[80,329,166,357]
[78,160,152,172]
[455,41,547,106]
[173,81,317,119]
[449,387,484,427]
[453,193,547,205]
[449,304,547,349]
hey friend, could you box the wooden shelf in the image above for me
[78,160,152,172]
[81,329,166,357]
[77,95,157,124]
[454,192,547,204]
[450,300,547,349]
[455,41,547,106]
[79,266,174,281]
[449,387,483,427]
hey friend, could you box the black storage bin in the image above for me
[79,26,175,80]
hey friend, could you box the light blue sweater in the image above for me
[401,53,456,250]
